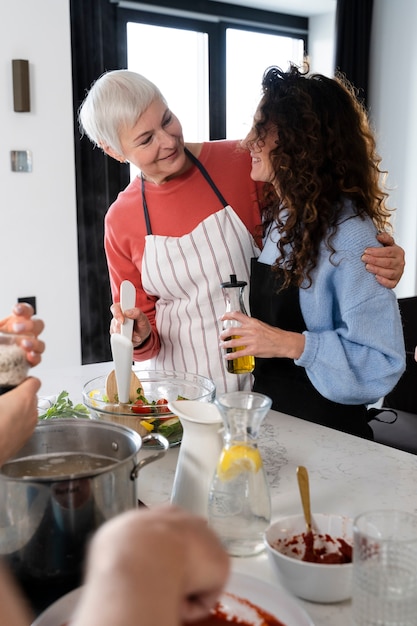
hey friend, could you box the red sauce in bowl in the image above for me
[272,530,352,564]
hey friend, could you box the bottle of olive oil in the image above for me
[221,274,255,374]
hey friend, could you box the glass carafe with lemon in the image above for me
[207,391,272,557]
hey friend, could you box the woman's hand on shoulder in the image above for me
[362,232,405,288]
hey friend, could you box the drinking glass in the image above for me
[352,510,417,626]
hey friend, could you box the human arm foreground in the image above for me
[71,506,230,626]
[0,378,41,467]
[0,562,33,626]
[0,506,229,626]
[0,303,45,466]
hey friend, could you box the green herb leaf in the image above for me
[38,390,90,420]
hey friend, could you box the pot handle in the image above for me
[130,433,169,480]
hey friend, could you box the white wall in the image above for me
[309,11,336,76]
[369,0,417,297]
[308,3,416,298]
[0,0,81,375]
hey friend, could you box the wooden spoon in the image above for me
[297,465,320,558]
[105,280,142,403]
[105,368,142,403]
[296,465,313,535]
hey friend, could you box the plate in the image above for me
[226,572,314,625]
[32,572,314,626]
[32,587,80,626]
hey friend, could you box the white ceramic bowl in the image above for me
[264,513,353,603]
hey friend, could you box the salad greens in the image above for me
[38,390,90,420]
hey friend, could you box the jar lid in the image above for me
[220,274,247,288]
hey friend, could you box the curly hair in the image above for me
[252,65,393,289]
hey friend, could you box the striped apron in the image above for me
[140,150,259,394]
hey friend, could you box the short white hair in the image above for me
[78,70,165,155]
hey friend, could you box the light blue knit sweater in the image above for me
[259,202,406,405]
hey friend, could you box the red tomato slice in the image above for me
[131,398,172,415]
[156,398,170,415]
[131,405,152,414]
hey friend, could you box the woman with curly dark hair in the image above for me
[220,65,405,438]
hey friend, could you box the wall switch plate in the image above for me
[11,150,32,172]
[18,296,36,314]
[12,59,30,112]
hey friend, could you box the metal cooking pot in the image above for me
[0,418,168,613]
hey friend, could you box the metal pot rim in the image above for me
[0,418,144,483]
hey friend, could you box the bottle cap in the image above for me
[220,274,247,288]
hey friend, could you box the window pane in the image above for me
[127,22,209,167]
[226,29,305,140]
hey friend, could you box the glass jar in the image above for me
[221,274,255,374]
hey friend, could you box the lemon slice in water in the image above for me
[217,444,262,481]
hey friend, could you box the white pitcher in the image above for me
[168,400,223,517]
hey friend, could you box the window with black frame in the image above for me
[117,3,307,140]
[124,20,305,145]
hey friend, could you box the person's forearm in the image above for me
[133,327,160,360]
[71,507,229,626]
[280,330,305,360]
[0,563,33,626]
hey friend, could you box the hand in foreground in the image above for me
[0,377,41,466]
[0,561,34,626]
[110,302,151,347]
[0,303,45,367]
[71,506,230,626]
[362,232,405,288]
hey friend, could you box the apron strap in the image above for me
[141,173,152,235]
[140,147,229,236]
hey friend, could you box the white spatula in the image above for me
[108,280,137,404]
[119,280,135,341]
[110,333,133,404]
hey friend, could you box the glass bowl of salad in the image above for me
[82,369,216,447]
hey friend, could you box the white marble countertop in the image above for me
[39,362,417,626]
